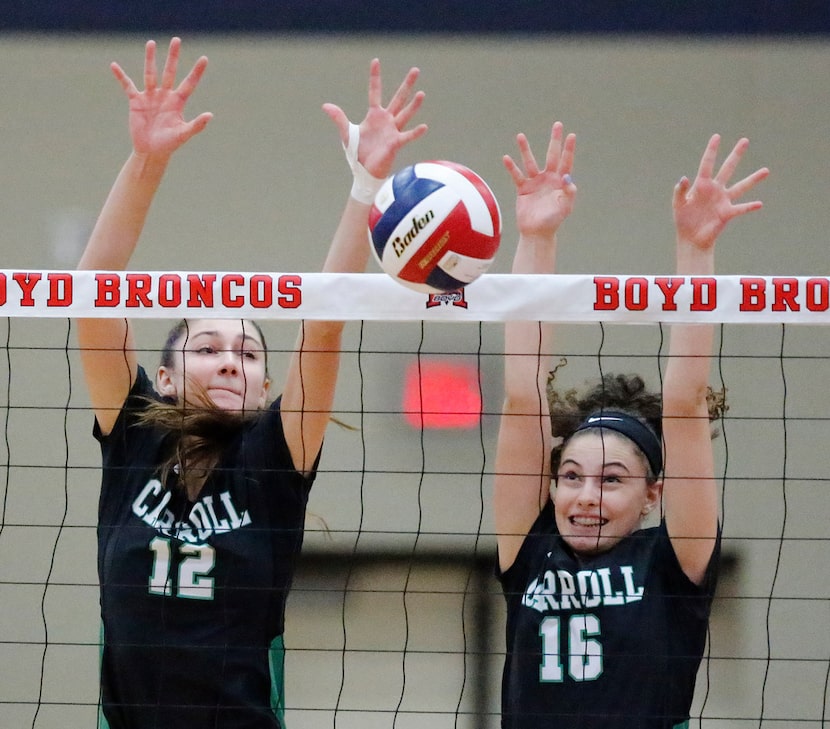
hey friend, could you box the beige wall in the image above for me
[0,34,828,728]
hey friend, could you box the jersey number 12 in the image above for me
[148,536,216,600]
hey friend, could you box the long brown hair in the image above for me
[136,319,269,494]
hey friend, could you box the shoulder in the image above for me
[497,500,557,582]
[641,520,721,596]
[241,396,316,475]
[93,365,161,443]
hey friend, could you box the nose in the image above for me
[575,477,602,506]
[218,350,240,375]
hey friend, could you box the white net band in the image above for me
[3,270,830,324]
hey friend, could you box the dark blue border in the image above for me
[3,1,830,34]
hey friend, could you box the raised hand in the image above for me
[673,134,769,250]
[111,37,213,157]
[503,121,577,240]
[322,58,428,180]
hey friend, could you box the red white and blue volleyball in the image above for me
[368,160,502,294]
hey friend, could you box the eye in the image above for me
[558,469,580,482]
[602,473,623,485]
[195,345,216,355]
[242,349,259,360]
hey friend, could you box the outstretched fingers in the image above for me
[113,37,213,155]
[695,133,722,181]
[714,136,750,186]
[543,122,564,171]
[361,58,426,135]
[112,37,208,102]
[321,102,349,145]
[143,39,158,93]
[674,135,767,249]
[727,165,770,203]
[394,89,426,133]
[366,58,382,109]
[395,117,429,147]
[506,123,576,185]
[182,111,214,140]
[386,66,421,116]
[111,62,138,97]
[176,54,209,100]
[506,121,578,240]
[557,131,576,179]
[726,199,765,220]
[515,133,540,178]
[502,153,524,186]
[672,175,692,207]
[160,37,181,90]
[715,137,769,215]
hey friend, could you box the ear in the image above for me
[641,478,663,517]
[156,366,178,399]
[257,377,271,409]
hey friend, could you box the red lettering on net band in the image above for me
[654,277,684,311]
[187,274,217,308]
[127,274,154,308]
[277,275,302,309]
[13,272,42,306]
[691,278,716,311]
[806,278,830,311]
[95,274,120,307]
[594,276,620,311]
[85,272,306,312]
[47,273,73,307]
[2,271,830,321]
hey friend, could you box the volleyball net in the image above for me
[1,270,828,728]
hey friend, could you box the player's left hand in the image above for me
[673,135,769,250]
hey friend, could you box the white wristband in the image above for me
[344,123,386,205]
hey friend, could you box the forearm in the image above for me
[279,195,371,471]
[321,196,373,275]
[503,232,557,408]
[295,195,375,342]
[78,151,170,271]
[664,235,715,414]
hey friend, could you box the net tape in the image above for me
[3,270,830,323]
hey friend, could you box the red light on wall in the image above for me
[402,359,482,429]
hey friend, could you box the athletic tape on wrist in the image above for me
[344,123,386,205]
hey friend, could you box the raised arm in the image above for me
[494,123,577,572]
[76,37,212,435]
[663,135,768,584]
[279,59,428,475]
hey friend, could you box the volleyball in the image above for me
[368,160,502,294]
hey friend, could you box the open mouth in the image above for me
[569,515,608,528]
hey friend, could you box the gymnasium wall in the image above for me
[0,33,828,728]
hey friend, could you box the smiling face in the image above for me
[156,319,270,412]
[553,429,661,556]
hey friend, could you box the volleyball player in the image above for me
[76,38,427,728]
[494,126,768,727]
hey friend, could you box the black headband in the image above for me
[573,410,663,476]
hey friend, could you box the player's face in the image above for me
[553,431,660,556]
[158,319,270,412]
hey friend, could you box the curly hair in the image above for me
[547,367,726,478]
